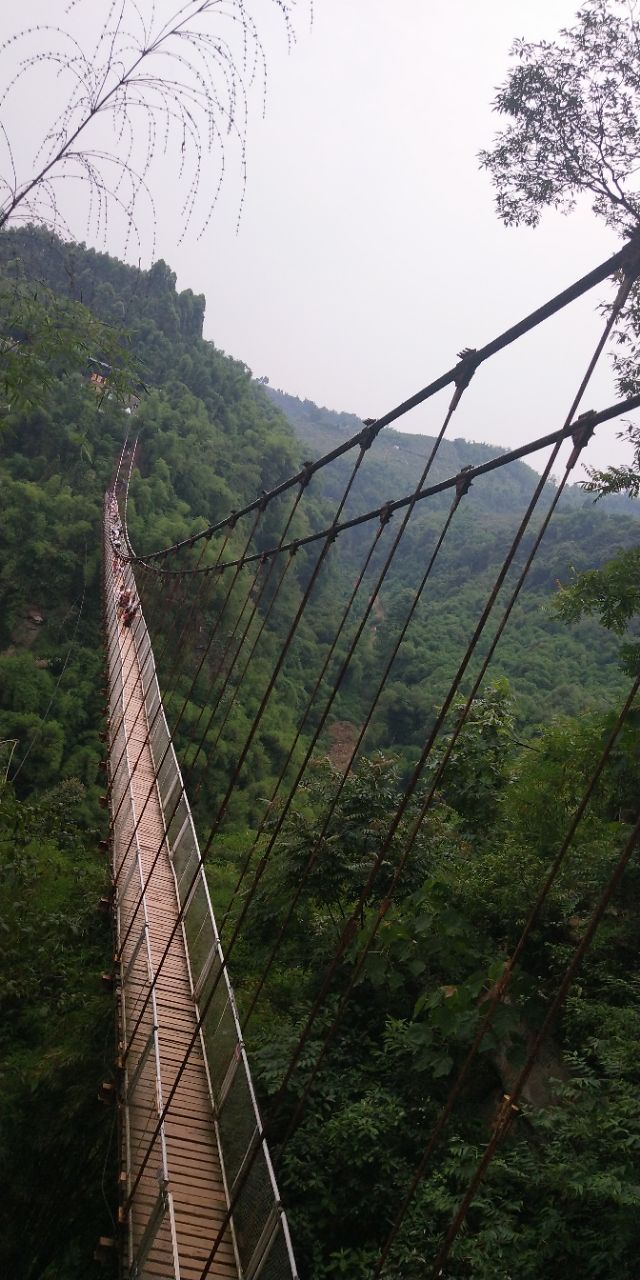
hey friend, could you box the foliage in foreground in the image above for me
[0,780,115,1280]
[225,694,640,1278]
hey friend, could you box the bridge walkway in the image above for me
[107,544,238,1280]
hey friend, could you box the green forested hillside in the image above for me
[0,225,313,1279]
[2,228,640,1280]
[266,385,640,518]
[267,385,640,731]
[0,225,307,802]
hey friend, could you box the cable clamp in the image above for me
[258,489,270,512]
[289,540,300,557]
[360,420,379,450]
[450,345,478,406]
[379,502,393,527]
[568,409,597,468]
[327,525,340,544]
[452,465,474,507]
[300,460,314,489]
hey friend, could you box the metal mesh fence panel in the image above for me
[201,982,238,1099]
[254,1222,293,1280]
[167,794,189,851]
[156,744,174,806]
[176,839,200,900]
[230,1145,278,1271]
[218,1061,259,1187]
[146,681,160,721]
[149,710,169,767]
[183,876,216,987]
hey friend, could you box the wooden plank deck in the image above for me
[108,560,238,1280]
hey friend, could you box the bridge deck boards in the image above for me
[109,564,238,1280]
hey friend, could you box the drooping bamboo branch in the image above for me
[0,0,301,252]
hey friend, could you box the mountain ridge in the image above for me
[264,384,640,520]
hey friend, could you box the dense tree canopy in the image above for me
[479,0,640,234]
[478,0,640,687]
[2,219,640,1279]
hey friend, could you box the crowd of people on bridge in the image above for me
[108,492,139,629]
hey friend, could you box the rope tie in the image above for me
[452,464,474,508]
[567,408,597,468]
[450,346,478,410]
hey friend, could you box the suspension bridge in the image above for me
[103,236,640,1279]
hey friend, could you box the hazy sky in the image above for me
[2,0,637,479]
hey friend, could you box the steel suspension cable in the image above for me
[214,369,474,940]
[163,554,264,728]
[111,438,235,749]
[189,492,310,804]
[148,272,633,1278]
[252,264,637,1169]
[117,424,245,707]
[114,482,307,964]
[121,438,371,1205]
[128,237,640,568]
[168,480,309,767]
[106,447,216,783]
[271,412,610,1178]
[217,513,389,938]
[149,406,618,1280]
[193,436,374,856]
[109,500,267,946]
[152,504,290,732]
[223,289,632,1280]
[111,500,269,973]
[239,475,470,1026]
[110,433,130,498]
[108,508,237,782]
[113,247,640,1271]
[119,438,372,1092]
[107,543,212,818]
[191,373,481,1279]
[161,370,473,1158]
[182,284,633,1280]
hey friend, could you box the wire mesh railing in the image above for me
[107,511,298,1280]
[104,509,180,1280]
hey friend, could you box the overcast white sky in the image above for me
[2,0,636,478]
